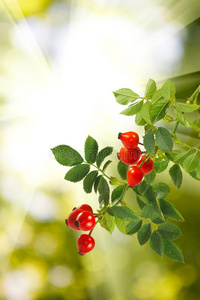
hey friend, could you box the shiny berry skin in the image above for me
[78,204,93,214]
[77,234,95,255]
[118,131,139,149]
[136,155,154,174]
[66,209,83,230]
[127,166,144,188]
[75,211,96,231]
[118,146,141,165]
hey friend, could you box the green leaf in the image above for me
[158,222,182,240]
[174,108,200,131]
[110,206,139,221]
[137,223,151,245]
[65,164,90,182]
[145,186,164,220]
[137,180,149,195]
[140,101,152,125]
[115,217,128,234]
[96,147,113,167]
[84,136,98,163]
[83,171,98,193]
[145,79,157,99]
[189,170,200,181]
[151,212,165,224]
[150,231,163,257]
[153,158,169,173]
[117,161,129,180]
[145,169,156,183]
[109,177,123,185]
[163,240,184,263]
[51,145,83,167]
[126,219,142,235]
[154,183,170,199]
[136,195,147,209]
[161,81,176,99]
[196,163,200,178]
[175,103,200,113]
[174,149,192,164]
[169,164,182,189]
[113,88,139,105]
[135,112,146,126]
[151,89,163,104]
[141,205,153,218]
[183,151,199,173]
[143,129,155,155]
[100,213,115,234]
[120,101,143,116]
[160,199,184,222]
[150,99,170,123]
[102,160,112,171]
[111,185,124,204]
[94,175,102,193]
[98,177,110,206]
[155,127,173,152]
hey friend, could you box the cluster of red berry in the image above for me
[118,131,154,187]
[65,204,95,255]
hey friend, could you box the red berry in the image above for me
[118,131,139,149]
[66,209,83,230]
[77,234,95,255]
[118,146,141,165]
[78,204,93,214]
[75,211,96,231]
[136,155,154,174]
[127,166,144,188]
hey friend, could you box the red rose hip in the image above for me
[78,204,93,214]
[127,166,144,188]
[118,131,139,149]
[75,211,96,231]
[136,155,154,174]
[118,146,141,165]
[66,208,83,230]
[77,234,95,255]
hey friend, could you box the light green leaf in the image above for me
[111,185,124,204]
[143,128,155,155]
[51,145,83,166]
[113,88,139,105]
[126,219,142,235]
[84,136,98,163]
[115,217,128,234]
[150,99,170,123]
[135,112,146,126]
[163,240,184,263]
[175,103,200,113]
[174,108,200,131]
[155,127,173,152]
[137,223,152,245]
[183,151,199,173]
[96,147,113,167]
[174,149,192,164]
[145,79,157,99]
[158,222,182,240]
[150,231,163,257]
[196,163,200,178]
[161,81,176,99]
[65,164,90,182]
[151,89,163,104]
[83,171,98,193]
[153,158,169,173]
[160,199,184,222]
[136,195,148,209]
[154,183,170,199]
[100,213,115,234]
[140,101,152,125]
[120,101,143,116]
[169,164,182,189]
[117,161,129,180]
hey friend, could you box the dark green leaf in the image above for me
[160,199,184,222]
[145,169,156,183]
[141,205,153,218]
[174,108,199,131]
[151,212,165,224]
[126,219,142,234]
[83,171,98,193]
[137,180,149,195]
[156,127,173,152]
[153,158,169,173]
[154,183,170,199]
[100,213,115,234]
[169,164,182,189]
[110,206,139,221]
[175,103,200,113]
[113,88,139,105]
[51,145,83,166]
[135,112,146,126]
[174,149,192,164]
[96,147,113,167]
[183,151,199,173]
[84,136,98,163]
[65,164,90,182]
[189,170,200,181]
[136,195,147,209]
[102,160,112,171]
[98,177,110,205]
[163,240,184,263]
[145,79,157,99]
[120,101,143,115]
[94,175,102,193]
[150,231,163,257]
[143,129,155,155]
[140,101,152,125]
[111,185,124,204]
[151,89,163,104]
[145,186,164,220]
[150,99,170,123]
[158,222,182,240]
[117,161,129,180]
[161,81,176,99]
[137,223,152,245]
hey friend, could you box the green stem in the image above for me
[90,163,110,180]
[171,121,179,135]
[187,85,200,103]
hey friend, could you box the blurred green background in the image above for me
[1,0,200,299]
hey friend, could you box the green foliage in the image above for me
[96,147,113,167]
[98,177,110,206]
[158,222,182,241]
[111,185,124,204]
[169,164,183,189]
[108,206,139,221]
[140,101,152,125]
[137,223,151,245]
[163,240,184,263]
[154,182,170,199]
[182,151,199,172]
[100,213,115,234]
[161,81,176,99]
[153,158,169,173]
[85,136,98,163]
[113,88,139,105]
[65,164,90,182]
[83,171,98,193]
[117,161,129,180]
[156,127,173,152]
[51,145,83,166]
[159,199,184,222]
[145,79,157,99]
[143,128,155,155]
[150,231,163,257]
[120,101,143,116]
